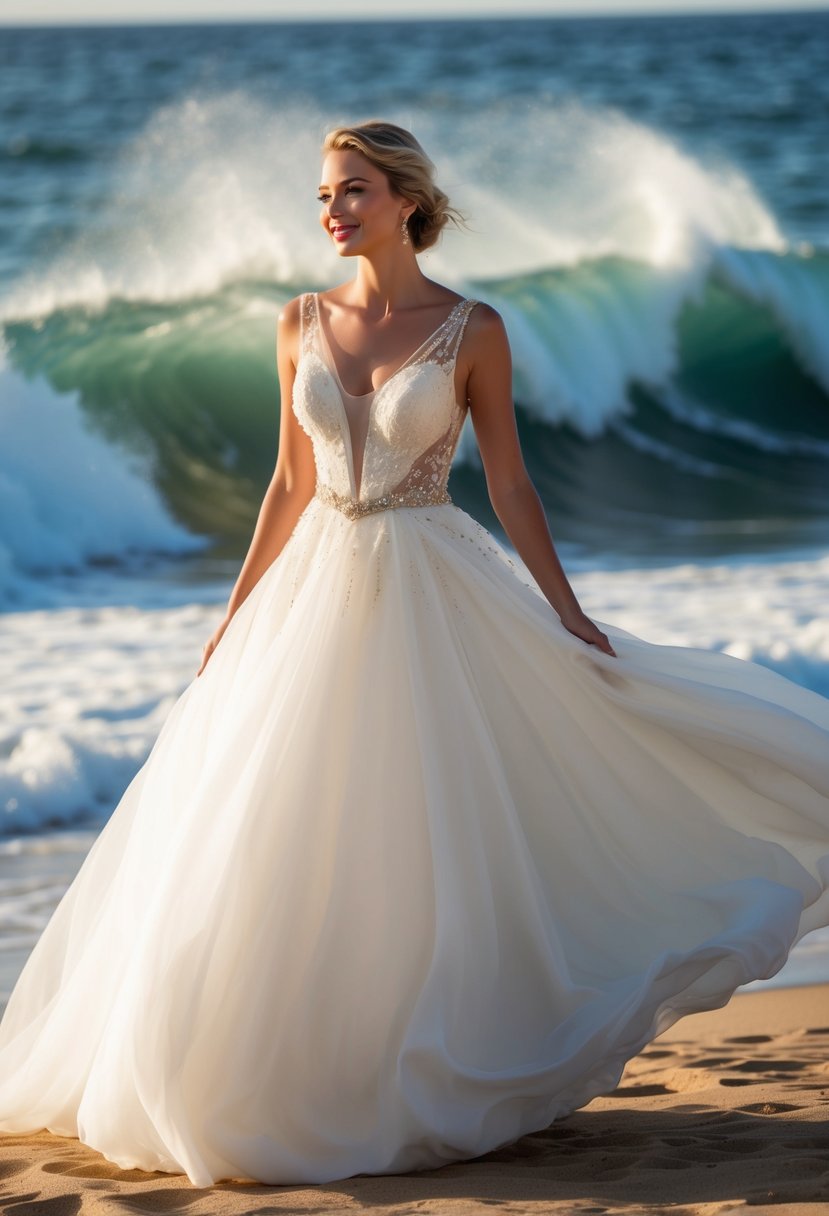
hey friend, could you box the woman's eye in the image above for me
[317,187,363,202]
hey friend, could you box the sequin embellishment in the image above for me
[316,482,452,519]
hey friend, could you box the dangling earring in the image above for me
[400,216,410,246]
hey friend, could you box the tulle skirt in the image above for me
[0,496,827,1186]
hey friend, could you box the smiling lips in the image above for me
[331,225,358,242]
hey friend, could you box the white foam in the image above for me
[571,547,829,699]
[4,91,827,445]
[0,94,788,320]
[0,358,209,608]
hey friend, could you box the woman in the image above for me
[0,120,827,1189]
[197,122,615,678]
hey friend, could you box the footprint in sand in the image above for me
[729,1059,806,1073]
[604,1083,674,1097]
[736,1101,803,1113]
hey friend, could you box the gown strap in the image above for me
[453,297,481,345]
[299,291,316,361]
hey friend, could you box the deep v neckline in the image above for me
[313,292,466,401]
[312,292,467,501]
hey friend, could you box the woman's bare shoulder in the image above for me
[275,294,307,368]
[465,300,507,349]
[277,293,305,330]
[467,299,502,326]
[458,301,510,390]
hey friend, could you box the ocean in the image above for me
[1,9,828,1002]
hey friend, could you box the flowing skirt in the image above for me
[0,496,827,1186]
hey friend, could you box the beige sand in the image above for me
[1,982,827,1215]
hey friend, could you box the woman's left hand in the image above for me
[558,607,617,657]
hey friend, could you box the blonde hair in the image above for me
[321,120,465,252]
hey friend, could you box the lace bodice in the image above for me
[291,292,480,518]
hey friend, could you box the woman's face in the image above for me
[318,148,412,256]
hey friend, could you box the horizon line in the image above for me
[2,3,828,27]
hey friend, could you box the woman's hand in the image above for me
[196,615,232,677]
[558,606,617,657]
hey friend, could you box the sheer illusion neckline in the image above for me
[313,292,467,401]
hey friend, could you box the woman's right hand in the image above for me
[196,615,232,677]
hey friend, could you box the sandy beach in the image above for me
[1,981,826,1214]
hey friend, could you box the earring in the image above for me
[400,216,410,246]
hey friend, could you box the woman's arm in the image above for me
[464,304,616,658]
[197,296,317,675]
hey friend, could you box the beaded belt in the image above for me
[315,482,452,519]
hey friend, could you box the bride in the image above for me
[197,121,616,678]
[0,119,827,1189]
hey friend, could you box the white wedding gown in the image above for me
[0,292,827,1187]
